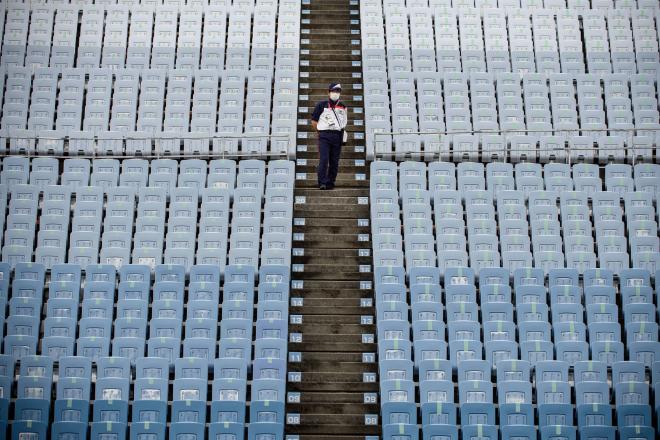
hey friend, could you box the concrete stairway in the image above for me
[285,0,379,439]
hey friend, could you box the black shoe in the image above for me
[319,184,327,190]
[326,184,335,190]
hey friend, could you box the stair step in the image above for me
[290,288,370,299]
[288,381,378,394]
[294,204,369,217]
[291,342,375,353]
[291,305,373,317]
[288,403,379,414]
[290,0,373,435]
[292,279,366,289]
[289,322,373,334]
[289,421,378,435]
[294,189,368,199]
[291,314,366,325]
[296,150,365,160]
[293,233,368,247]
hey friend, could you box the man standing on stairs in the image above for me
[310,83,348,190]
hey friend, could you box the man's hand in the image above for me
[311,120,318,131]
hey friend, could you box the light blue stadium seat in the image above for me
[484,340,518,367]
[129,421,165,440]
[51,421,88,440]
[539,425,576,440]
[577,401,612,427]
[446,302,478,323]
[423,424,459,440]
[616,404,652,427]
[518,321,551,346]
[538,401,574,427]
[219,338,251,363]
[210,399,246,426]
[500,425,537,440]
[619,426,655,440]
[461,424,497,440]
[520,340,554,365]
[12,421,48,440]
[574,362,607,386]
[14,398,50,422]
[250,400,285,426]
[575,381,610,406]
[589,340,624,365]
[481,301,514,323]
[614,381,649,406]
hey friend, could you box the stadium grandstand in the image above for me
[0,0,658,439]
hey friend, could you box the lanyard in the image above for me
[327,101,342,129]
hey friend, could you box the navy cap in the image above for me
[328,82,342,91]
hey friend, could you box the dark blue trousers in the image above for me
[317,131,342,186]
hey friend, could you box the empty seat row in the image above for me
[364,71,660,162]
[362,5,660,75]
[1,2,300,71]
[0,67,297,157]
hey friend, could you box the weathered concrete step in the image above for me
[293,221,367,235]
[306,65,362,73]
[296,182,369,189]
[296,150,365,160]
[299,71,361,79]
[291,304,373,316]
[294,188,369,198]
[290,341,376,353]
[289,322,374,335]
[289,402,379,416]
[294,350,369,362]
[296,164,365,173]
[294,233,368,247]
[292,254,369,265]
[290,288,370,299]
[289,314,365,325]
[294,203,369,216]
[288,361,375,375]
[292,333,370,345]
[290,418,378,434]
[296,195,367,205]
[303,53,361,61]
[288,380,378,394]
[298,333,372,345]
[293,268,371,281]
[293,197,369,209]
[288,435,374,440]
[292,280,366,289]
[291,306,376,320]
[301,81,363,89]
[298,144,367,155]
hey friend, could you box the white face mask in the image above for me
[329,92,340,101]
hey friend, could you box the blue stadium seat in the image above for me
[423,424,458,440]
[90,421,127,440]
[461,424,497,440]
[53,399,90,423]
[617,403,653,428]
[130,421,166,440]
[14,398,50,422]
[209,422,244,439]
[12,420,48,440]
[539,425,576,440]
[573,361,607,383]
[51,422,88,440]
[497,381,532,406]
[619,427,655,440]
[210,400,246,426]
[499,404,534,426]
